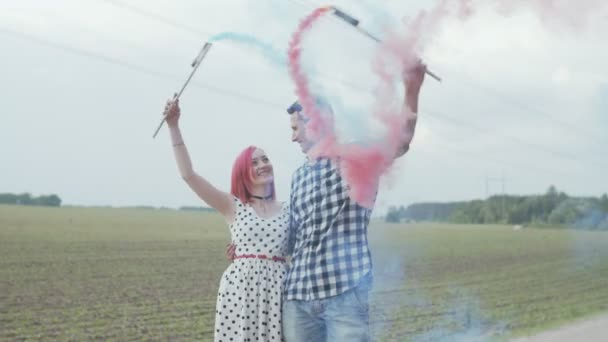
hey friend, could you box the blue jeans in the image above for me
[282,274,372,342]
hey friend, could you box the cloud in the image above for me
[0,0,606,212]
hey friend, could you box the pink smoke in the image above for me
[401,0,607,43]
[286,1,606,207]
[494,0,607,30]
[288,7,412,208]
[287,7,333,145]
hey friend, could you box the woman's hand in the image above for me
[226,243,236,262]
[163,95,181,128]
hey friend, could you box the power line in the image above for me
[98,0,215,38]
[2,25,597,173]
[290,0,607,147]
[485,174,506,198]
[423,107,608,169]
[104,0,600,157]
[284,0,599,164]
[3,5,604,173]
[0,27,172,79]
[424,107,577,160]
[281,0,317,11]
[6,4,603,200]
[0,27,284,110]
[454,74,605,144]
[99,0,371,94]
[418,135,576,179]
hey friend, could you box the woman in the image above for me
[163,98,290,342]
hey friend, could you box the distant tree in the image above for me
[179,206,216,212]
[553,197,603,229]
[398,205,406,219]
[0,193,17,204]
[600,194,608,213]
[506,196,528,224]
[449,209,470,224]
[381,187,604,229]
[32,194,62,206]
[133,206,157,210]
[405,202,460,221]
[17,193,32,205]
[0,193,61,207]
[48,194,62,207]
[597,216,608,230]
[546,185,558,198]
[385,206,400,223]
[548,199,588,227]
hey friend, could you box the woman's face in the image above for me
[250,148,274,185]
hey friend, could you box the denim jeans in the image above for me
[282,273,372,342]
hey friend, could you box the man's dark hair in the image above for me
[286,101,302,114]
[286,98,332,115]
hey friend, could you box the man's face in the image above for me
[290,112,314,154]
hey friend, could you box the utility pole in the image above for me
[485,174,506,198]
[485,172,508,222]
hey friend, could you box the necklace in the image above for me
[251,194,273,200]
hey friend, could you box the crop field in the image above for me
[1,204,607,341]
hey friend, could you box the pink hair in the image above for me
[230,146,276,204]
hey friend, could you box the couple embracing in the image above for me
[162,62,426,341]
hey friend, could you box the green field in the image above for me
[1,205,607,341]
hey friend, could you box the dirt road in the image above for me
[511,314,608,342]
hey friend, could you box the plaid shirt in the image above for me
[284,158,373,300]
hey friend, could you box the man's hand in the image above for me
[404,60,426,94]
[403,60,427,114]
[225,243,236,262]
[394,59,427,159]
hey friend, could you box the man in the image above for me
[282,61,426,341]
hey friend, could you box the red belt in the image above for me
[234,254,286,262]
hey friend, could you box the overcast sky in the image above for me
[1,0,607,215]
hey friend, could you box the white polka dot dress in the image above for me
[214,198,290,342]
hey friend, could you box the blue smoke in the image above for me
[209,32,287,67]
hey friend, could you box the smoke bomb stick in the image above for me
[152,42,213,138]
[332,8,442,82]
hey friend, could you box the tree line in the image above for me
[0,193,62,207]
[0,193,217,212]
[386,186,608,230]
